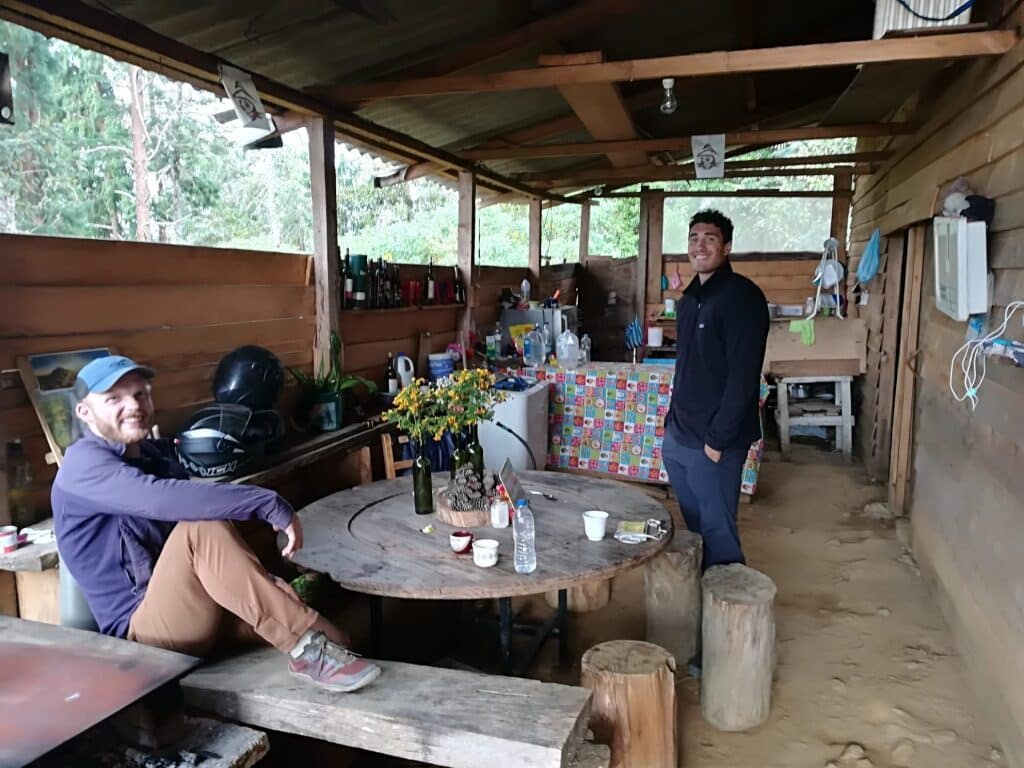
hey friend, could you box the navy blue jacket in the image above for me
[668,261,769,452]
[52,431,294,637]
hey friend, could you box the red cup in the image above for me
[449,530,473,554]
[0,526,18,554]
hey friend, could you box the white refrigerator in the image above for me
[478,380,549,472]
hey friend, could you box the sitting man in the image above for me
[52,355,381,693]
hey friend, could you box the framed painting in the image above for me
[17,347,115,467]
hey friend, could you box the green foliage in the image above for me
[289,332,377,395]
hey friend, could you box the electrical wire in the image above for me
[949,301,1024,410]
[894,0,975,22]
[495,421,538,470]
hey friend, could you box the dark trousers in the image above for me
[662,427,746,569]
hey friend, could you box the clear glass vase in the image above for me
[411,451,434,516]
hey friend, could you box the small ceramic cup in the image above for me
[0,525,18,554]
[472,539,499,568]
[449,530,473,554]
[582,510,609,542]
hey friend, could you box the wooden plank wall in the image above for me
[579,256,636,362]
[847,8,1024,762]
[0,234,315,523]
[538,263,580,307]
[650,252,820,321]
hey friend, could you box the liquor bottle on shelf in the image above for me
[379,258,388,308]
[352,253,367,309]
[385,352,399,394]
[367,258,377,309]
[342,248,353,309]
[453,266,465,305]
[424,258,436,305]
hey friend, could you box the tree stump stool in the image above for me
[645,530,702,670]
[545,579,611,612]
[700,563,777,731]
[580,640,677,768]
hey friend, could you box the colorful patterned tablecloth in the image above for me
[503,363,767,495]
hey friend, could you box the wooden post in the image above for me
[644,191,665,319]
[644,530,702,669]
[308,116,341,373]
[870,232,905,478]
[458,170,476,333]
[831,170,854,316]
[529,197,542,296]
[700,564,777,731]
[889,223,926,517]
[635,188,650,320]
[581,640,677,768]
[579,200,591,263]
[545,579,610,612]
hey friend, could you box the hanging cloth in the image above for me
[857,228,882,285]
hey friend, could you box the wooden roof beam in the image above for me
[544,50,647,168]
[536,165,880,190]
[323,29,1017,101]
[515,151,891,184]
[309,0,642,106]
[462,123,914,161]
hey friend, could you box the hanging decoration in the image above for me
[691,134,725,179]
[0,52,13,125]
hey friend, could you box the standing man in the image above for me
[663,210,769,569]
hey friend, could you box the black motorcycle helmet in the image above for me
[174,404,284,478]
[213,345,284,410]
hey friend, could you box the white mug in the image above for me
[472,539,499,568]
[0,525,18,554]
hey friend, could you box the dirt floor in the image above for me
[302,448,1003,768]
[524,447,1004,768]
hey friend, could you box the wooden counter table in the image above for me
[293,470,672,674]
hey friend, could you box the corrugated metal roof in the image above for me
[75,0,885,188]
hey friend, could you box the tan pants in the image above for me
[128,520,318,657]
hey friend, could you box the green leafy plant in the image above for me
[289,331,377,396]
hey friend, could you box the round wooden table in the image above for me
[294,471,673,673]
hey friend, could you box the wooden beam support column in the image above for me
[579,201,591,263]
[831,169,855,315]
[457,170,476,334]
[645,192,665,317]
[636,189,651,320]
[529,198,542,294]
[309,116,340,373]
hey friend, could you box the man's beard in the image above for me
[91,414,150,444]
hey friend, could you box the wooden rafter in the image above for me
[310,0,642,105]
[323,30,1017,101]
[541,165,878,191]
[462,123,914,161]
[514,151,891,184]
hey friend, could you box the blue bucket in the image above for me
[428,353,455,381]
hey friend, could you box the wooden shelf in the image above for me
[343,303,464,314]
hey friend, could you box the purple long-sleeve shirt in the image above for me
[51,431,294,638]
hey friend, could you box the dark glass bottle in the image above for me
[450,430,473,479]
[424,258,436,306]
[466,423,484,476]
[412,449,434,515]
[385,352,398,395]
[342,248,352,309]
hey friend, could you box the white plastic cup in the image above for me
[472,539,499,568]
[647,327,664,347]
[582,511,609,542]
[0,525,18,554]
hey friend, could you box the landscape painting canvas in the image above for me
[18,347,113,466]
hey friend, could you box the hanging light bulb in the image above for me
[659,77,677,115]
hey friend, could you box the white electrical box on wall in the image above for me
[933,216,988,322]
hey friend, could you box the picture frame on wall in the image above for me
[17,347,115,467]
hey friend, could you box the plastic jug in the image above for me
[395,354,415,389]
[556,327,580,369]
[523,325,545,367]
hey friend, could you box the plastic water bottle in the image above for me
[579,333,592,365]
[523,325,545,367]
[520,277,532,304]
[513,499,537,574]
[541,321,553,357]
[556,327,580,369]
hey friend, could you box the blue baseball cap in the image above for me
[74,355,154,400]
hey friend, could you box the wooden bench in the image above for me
[181,646,594,768]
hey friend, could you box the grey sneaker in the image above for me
[288,631,382,692]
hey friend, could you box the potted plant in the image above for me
[291,332,377,432]
[382,379,448,515]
